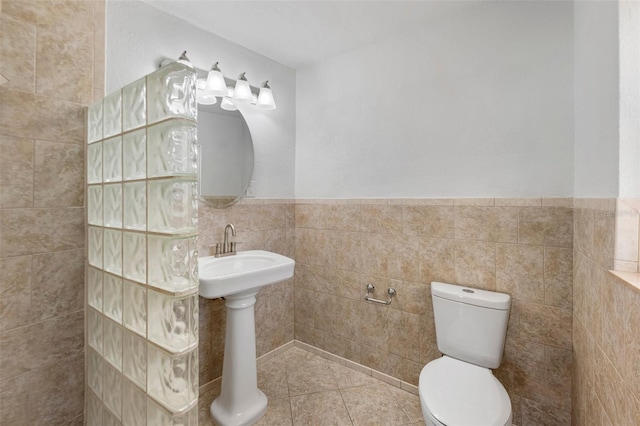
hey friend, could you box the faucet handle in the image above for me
[209,243,220,256]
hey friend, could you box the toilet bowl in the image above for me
[419,356,512,426]
[418,282,513,426]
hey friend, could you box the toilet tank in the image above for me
[431,282,511,369]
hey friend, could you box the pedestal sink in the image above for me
[199,250,295,426]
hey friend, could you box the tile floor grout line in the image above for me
[337,387,356,425]
[203,345,421,425]
[283,349,295,425]
[386,382,419,424]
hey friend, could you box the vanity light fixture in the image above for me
[206,62,228,96]
[196,78,217,105]
[165,52,277,110]
[220,87,238,111]
[220,97,238,111]
[256,81,276,110]
[232,73,254,104]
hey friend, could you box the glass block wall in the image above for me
[85,62,199,425]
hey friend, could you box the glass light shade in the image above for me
[196,78,217,105]
[256,84,276,110]
[232,74,253,104]
[197,91,217,105]
[220,97,238,111]
[206,64,228,97]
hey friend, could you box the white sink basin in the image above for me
[199,250,295,299]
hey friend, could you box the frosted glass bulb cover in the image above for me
[257,86,276,110]
[196,78,217,105]
[220,97,238,111]
[197,91,217,105]
[232,78,253,104]
[206,69,228,96]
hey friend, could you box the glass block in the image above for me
[122,380,146,426]
[88,99,103,143]
[88,226,103,268]
[147,62,197,125]
[123,129,146,181]
[147,120,198,178]
[88,307,103,354]
[189,244,198,290]
[123,77,147,132]
[147,345,198,412]
[104,184,123,228]
[123,182,146,231]
[88,267,103,312]
[147,235,198,293]
[148,290,197,353]
[104,318,123,371]
[88,185,103,226]
[103,136,123,182]
[88,348,103,397]
[190,293,198,351]
[148,179,197,234]
[123,330,147,390]
[147,398,198,426]
[123,232,146,283]
[188,348,198,409]
[104,273,123,323]
[104,229,122,276]
[87,388,103,426]
[104,90,122,138]
[87,142,103,184]
[103,363,122,420]
[123,280,146,337]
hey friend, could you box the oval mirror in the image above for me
[197,102,254,208]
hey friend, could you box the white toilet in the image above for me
[419,282,513,426]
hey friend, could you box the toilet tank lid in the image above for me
[431,282,511,310]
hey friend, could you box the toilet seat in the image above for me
[419,356,512,426]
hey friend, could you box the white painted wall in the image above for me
[107,1,633,200]
[618,0,640,198]
[573,0,620,197]
[106,0,296,198]
[296,1,574,198]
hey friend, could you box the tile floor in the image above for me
[199,347,424,425]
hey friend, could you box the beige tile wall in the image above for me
[294,198,574,425]
[197,200,295,388]
[0,0,104,424]
[572,198,640,425]
[614,198,640,272]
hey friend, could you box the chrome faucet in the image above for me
[210,223,237,257]
[223,223,236,252]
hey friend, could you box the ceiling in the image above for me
[143,1,473,70]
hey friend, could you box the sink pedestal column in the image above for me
[210,290,268,426]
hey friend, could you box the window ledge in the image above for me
[609,270,640,293]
